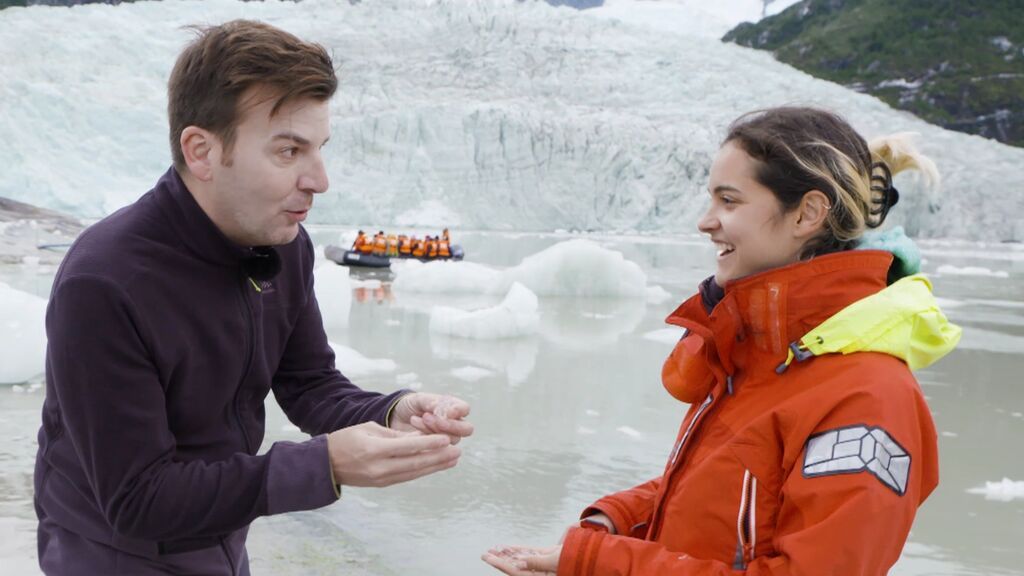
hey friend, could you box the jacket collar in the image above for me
[666,250,893,376]
[152,167,252,267]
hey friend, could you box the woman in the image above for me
[483,107,961,576]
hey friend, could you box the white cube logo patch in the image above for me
[803,426,910,495]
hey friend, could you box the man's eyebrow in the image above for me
[272,132,310,146]
[272,132,331,147]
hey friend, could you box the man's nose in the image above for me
[299,155,329,194]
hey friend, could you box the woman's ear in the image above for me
[793,190,831,239]
[180,126,217,182]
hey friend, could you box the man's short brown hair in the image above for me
[167,20,337,168]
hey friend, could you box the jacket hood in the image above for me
[779,274,962,372]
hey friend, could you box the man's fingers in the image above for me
[376,449,461,486]
[376,432,452,457]
[422,412,475,437]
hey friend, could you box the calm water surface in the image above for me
[1,229,1022,575]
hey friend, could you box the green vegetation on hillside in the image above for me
[724,0,1024,147]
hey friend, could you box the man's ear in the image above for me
[180,126,218,182]
[793,190,831,239]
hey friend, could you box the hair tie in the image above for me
[869,161,899,226]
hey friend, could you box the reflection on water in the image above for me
[1,229,1023,575]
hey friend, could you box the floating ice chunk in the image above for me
[646,285,673,305]
[314,264,353,332]
[502,240,648,298]
[585,409,600,417]
[337,230,359,250]
[0,283,47,384]
[936,265,1009,278]
[429,282,539,339]
[386,319,402,326]
[577,426,597,435]
[967,478,1024,502]
[329,342,397,377]
[617,426,643,439]
[392,259,502,294]
[395,240,650,299]
[451,366,494,382]
[12,385,25,393]
[643,327,686,345]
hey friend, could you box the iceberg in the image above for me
[0,283,47,384]
[429,282,539,339]
[395,239,649,298]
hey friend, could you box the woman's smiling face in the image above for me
[697,141,807,286]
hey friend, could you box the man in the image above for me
[34,20,472,575]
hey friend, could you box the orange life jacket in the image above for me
[559,251,939,576]
[412,240,426,258]
[372,234,387,256]
[438,240,451,258]
[399,236,412,255]
[427,239,438,258]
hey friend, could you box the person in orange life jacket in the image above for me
[412,236,426,258]
[484,107,959,576]
[352,230,368,252]
[34,20,473,576]
[399,235,412,255]
[442,227,450,243]
[372,230,387,256]
[438,236,451,258]
[427,236,439,258]
[386,233,399,257]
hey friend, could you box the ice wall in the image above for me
[1,0,1021,241]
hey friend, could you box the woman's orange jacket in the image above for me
[560,251,942,576]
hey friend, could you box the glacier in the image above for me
[0,0,1021,241]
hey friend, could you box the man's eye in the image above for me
[280,147,297,158]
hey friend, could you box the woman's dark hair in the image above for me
[724,107,938,259]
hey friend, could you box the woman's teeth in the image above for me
[715,242,735,257]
